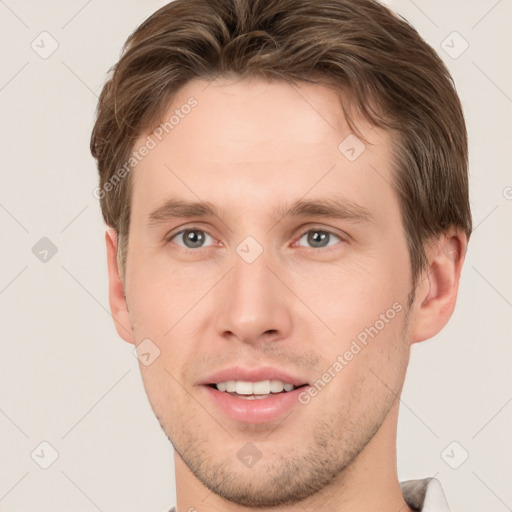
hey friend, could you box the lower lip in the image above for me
[202,385,306,424]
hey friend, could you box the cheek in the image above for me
[290,250,411,404]
[126,254,210,335]
[126,260,214,393]
[304,302,410,422]
[290,253,408,343]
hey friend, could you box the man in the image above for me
[90,0,471,510]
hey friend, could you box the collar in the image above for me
[401,477,451,511]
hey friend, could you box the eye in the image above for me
[296,228,343,249]
[166,226,344,252]
[169,229,215,249]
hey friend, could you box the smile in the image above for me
[211,379,300,399]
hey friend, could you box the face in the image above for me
[117,77,417,507]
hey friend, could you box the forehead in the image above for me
[149,77,369,163]
[130,77,397,225]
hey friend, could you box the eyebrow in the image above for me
[147,196,374,226]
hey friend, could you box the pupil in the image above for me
[185,230,204,248]
[308,231,328,248]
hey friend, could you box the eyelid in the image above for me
[165,225,218,248]
[293,225,347,249]
[165,223,348,250]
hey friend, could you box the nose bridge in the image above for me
[214,237,291,343]
[232,239,271,298]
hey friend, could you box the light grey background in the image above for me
[0,0,511,511]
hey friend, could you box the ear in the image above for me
[410,229,468,344]
[105,228,135,345]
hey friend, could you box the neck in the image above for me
[173,400,412,512]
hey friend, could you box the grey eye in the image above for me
[172,229,214,249]
[297,230,340,249]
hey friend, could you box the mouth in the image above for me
[200,368,310,423]
[206,379,308,400]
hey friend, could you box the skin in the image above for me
[105,77,467,511]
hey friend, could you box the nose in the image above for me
[214,245,292,346]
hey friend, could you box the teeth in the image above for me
[236,381,254,395]
[214,380,297,395]
[253,380,271,394]
[270,380,284,393]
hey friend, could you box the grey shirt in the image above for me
[167,477,450,512]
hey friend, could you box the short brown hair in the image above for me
[90,0,472,293]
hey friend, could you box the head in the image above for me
[91,0,471,508]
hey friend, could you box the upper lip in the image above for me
[200,366,309,387]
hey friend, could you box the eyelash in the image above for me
[165,225,346,253]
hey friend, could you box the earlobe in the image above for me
[410,231,468,344]
[105,228,135,344]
